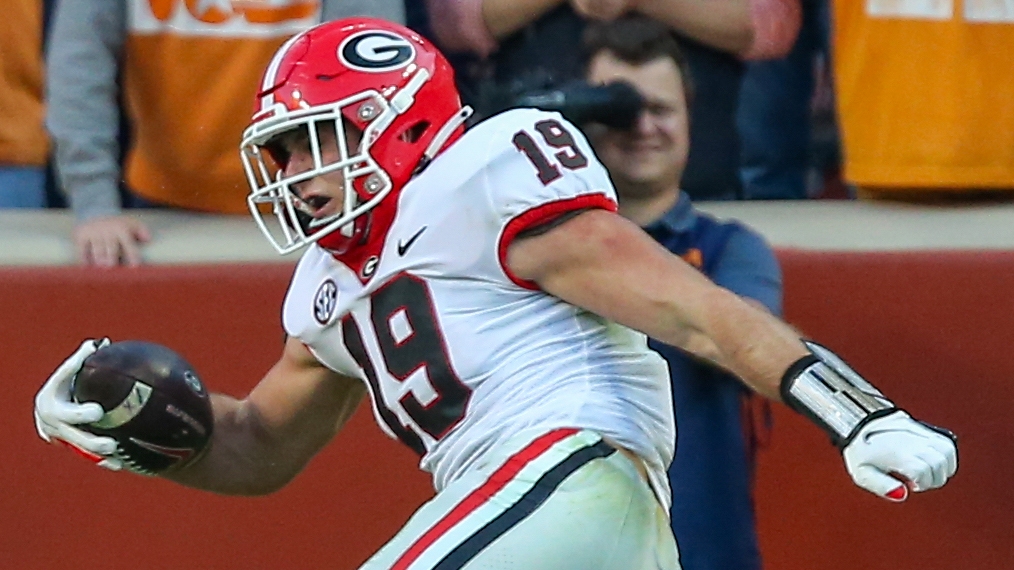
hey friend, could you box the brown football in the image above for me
[70,341,214,474]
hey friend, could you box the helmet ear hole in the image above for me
[400,120,431,144]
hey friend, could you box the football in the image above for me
[70,340,214,475]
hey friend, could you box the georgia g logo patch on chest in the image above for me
[339,30,416,72]
[313,279,339,325]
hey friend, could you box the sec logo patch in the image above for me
[313,279,339,325]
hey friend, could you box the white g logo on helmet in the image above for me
[339,31,416,73]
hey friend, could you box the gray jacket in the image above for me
[46,0,406,221]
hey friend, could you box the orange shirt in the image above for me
[122,0,319,213]
[834,1,1014,190]
[0,0,47,166]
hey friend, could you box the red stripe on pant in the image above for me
[391,428,580,570]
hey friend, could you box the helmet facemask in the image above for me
[240,90,394,255]
[242,19,473,258]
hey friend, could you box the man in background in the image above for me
[45,0,404,266]
[583,16,781,569]
[413,0,801,202]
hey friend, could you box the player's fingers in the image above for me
[55,439,123,471]
[59,339,101,374]
[926,433,959,478]
[881,454,941,494]
[55,424,117,456]
[34,411,53,442]
[885,483,909,502]
[909,449,951,491]
[96,457,124,471]
[56,438,106,463]
[50,400,104,425]
[947,444,958,478]
[851,464,909,502]
[37,340,101,402]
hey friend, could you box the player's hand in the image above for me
[842,410,957,502]
[34,339,124,471]
[74,215,152,267]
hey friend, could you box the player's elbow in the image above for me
[177,400,314,496]
[241,420,321,495]
[206,454,308,497]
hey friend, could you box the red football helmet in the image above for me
[240,18,471,255]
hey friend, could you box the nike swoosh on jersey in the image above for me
[397,226,427,256]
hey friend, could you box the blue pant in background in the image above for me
[737,0,831,200]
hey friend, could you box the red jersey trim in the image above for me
[390,428,580,569]
[497,193,618,291]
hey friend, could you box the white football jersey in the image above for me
[282,109,675,507]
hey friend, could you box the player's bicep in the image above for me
[506,208,725,354]
[247,336,365,444]
[508,209,809,400]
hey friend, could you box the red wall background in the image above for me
[1,251,1010,569]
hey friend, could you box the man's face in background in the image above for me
[585,50,690,198]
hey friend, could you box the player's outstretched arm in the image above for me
[508,208,805,397]
[35,336,365,495]
[163,337,366,495]
[507,208,958,501]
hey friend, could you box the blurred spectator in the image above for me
[413,0,800,201]
[737,0,838,200]
[0,0,49,208]
[45,0,404,267]
[583,16,781,569]
[834,2,1014,200]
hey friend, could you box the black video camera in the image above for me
[475,76,645,130]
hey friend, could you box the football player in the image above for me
[35,17,957,569]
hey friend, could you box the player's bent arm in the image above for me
[164,337,366,495]
[507,208,805,400]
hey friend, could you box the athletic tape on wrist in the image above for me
[780,341,896,447]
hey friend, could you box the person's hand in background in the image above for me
[73,215,151,267]
[570,0,633,21]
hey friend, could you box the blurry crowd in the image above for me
[3,0,1013,267]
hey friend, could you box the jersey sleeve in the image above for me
[281,246,365,378]
[281,247,320,340]
[479,109,619,289]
